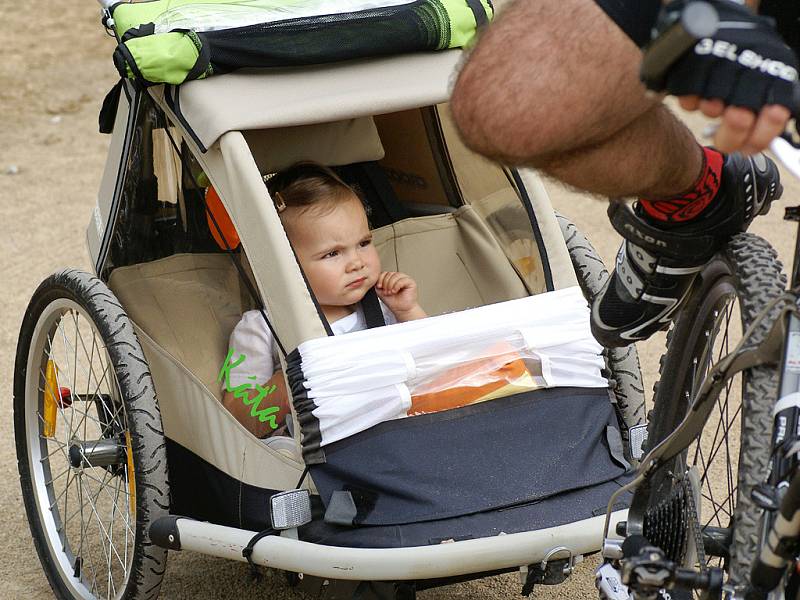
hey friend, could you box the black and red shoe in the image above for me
[590,152,782,347]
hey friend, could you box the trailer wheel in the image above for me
[15,269,169,600]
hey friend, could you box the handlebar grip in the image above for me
[640,1,720,91]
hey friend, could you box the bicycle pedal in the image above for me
[751,483,781,511]
[595,563,631,600]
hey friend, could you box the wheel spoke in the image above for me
[78,468,135,539]
[79,467,129,574]
[77,473,100,594]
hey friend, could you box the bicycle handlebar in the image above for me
[640,1,719,91]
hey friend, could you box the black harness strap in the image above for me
[184,31,212,82]
[99,80,124,134]
[361,286,387,329]
[361,162,408,223]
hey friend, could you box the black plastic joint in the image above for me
[149,516,185,551]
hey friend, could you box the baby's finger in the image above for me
[391,275,412,292]
[385,273,403,292]
[699,98,724,119]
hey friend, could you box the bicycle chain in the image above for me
[683,471,707,572]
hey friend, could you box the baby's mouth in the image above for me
[345,276,367,289]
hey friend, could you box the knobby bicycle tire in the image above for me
[558,213,646,447]
[632,233,785,588]
[14,269,169,600]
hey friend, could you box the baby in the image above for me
[222,161,426,437]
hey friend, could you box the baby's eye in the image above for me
[323,250,339,259]
[359,239,372,248]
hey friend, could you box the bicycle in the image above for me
[596,4,800,599]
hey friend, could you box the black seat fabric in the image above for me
[299,475,630,548]
[308,387,627,527]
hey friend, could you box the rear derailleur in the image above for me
[596,536,723,600]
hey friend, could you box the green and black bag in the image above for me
[111,0,493,86]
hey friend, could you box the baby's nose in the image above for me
[347,254,364,270]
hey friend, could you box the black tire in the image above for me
[558,214,646,445]
[14,269,169,600]
[631,233,784,587]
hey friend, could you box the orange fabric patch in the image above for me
[408,342,535,416]
[206,185,241,250]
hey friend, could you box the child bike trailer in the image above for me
[14,8,645,598]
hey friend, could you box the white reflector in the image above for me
[629,425,648,461]
[270,490,312,530]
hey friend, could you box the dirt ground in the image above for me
[3,1,800,599]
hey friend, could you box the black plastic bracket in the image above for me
[149,515,184,551]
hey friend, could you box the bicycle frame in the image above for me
[597,2,800,596]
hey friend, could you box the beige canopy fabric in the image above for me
[154,50,461,151]
[244,117,385,175]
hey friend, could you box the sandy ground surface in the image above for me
[3,2,800,599]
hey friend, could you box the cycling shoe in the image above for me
[590,152,782,348]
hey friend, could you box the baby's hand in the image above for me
[375,271,426,321]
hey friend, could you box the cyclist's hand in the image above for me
[677,96,789,155]
[657,0,798,154]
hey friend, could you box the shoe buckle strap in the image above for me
[607,202,717,260]
[616,245,646,299]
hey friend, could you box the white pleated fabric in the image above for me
[297,286,607,446]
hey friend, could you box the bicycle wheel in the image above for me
[14,269,169,600]
[630,233,785,588]
[558,214,646,445]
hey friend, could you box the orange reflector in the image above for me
[125,431,136,516]
[205,186,240,250]
[43,360,59,437]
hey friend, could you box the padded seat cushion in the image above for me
[372,205,529,316]
[108,253,248,399]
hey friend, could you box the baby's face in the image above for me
[285,195,381,315]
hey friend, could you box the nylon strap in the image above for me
[361,287,387,329]
[465,0,489,27]
[361,162,408,222]
[607,201,717,260]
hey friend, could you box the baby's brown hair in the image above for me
[265,161,356,219]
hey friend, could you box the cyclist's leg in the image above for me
[452,0,783,348]
[451,0,701,197]
[534,104,702,198]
